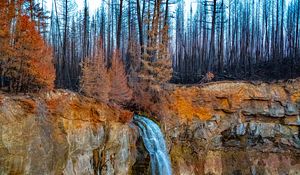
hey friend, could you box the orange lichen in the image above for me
[218,98,230,110]
[171,91,213,120]
[291,91,300,103]
[46,98,61,111]
[118,110,134,123]
[18,98,37,113]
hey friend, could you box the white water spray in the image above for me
[133,115,172,175]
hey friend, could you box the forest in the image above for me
[0,0,300,96]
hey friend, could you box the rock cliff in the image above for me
[1,80,300,175]
[0,90,137,174]
[143,80,300,175]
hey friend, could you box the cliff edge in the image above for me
[1,80,300,174]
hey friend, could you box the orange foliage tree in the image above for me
[0,1,14,88]
[16,16,55,91]
[80,48,133,106]
[80,46,110,103]
[109,51,133,105]
[0,2,55,92]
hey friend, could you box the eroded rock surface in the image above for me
[1,80,300,175]
[0,90,137,175]
[151,81,300,175]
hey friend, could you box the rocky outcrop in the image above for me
[150,80,300,175]
[0,90,137,175]
[1,79,300,175]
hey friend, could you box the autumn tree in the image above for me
[109,51,133,105]
[0,13,55,92]
[137,0,172,84]
[0,1,14,88]
[80,45,132,106]
[80,43,110,103]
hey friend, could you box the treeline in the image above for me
[50,0,173,90]
[50,0,300,84]
[1,0,300,95]
[0,0,172,107]
[174,0,300,82]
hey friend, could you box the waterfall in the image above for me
[133,115,172,175]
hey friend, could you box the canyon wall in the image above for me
[151,80,300,175]
[0,80,300,174]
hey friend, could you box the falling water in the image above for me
[133,115,172,175]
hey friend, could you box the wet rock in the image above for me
[249,122,276,138]
[273,124,293,137]
[211,135,223,147]
[236,123,247,136]
[285,102,299,116]
[269,102,285,117]
[292,136,300,149]
[206,120,218,132]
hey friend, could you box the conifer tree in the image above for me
[109,50,133,105]
[0,6,55,92]
[81,44,110,103]
[14,15,55,91]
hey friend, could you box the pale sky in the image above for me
[45,0,194,13]
[45,0,292,15]
[45,0,100,12]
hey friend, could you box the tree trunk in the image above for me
[208,0,217,71]
[116,0,123,49]
[136,0,144,54]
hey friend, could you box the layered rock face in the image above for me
[0,90,137,175]
[152,81,300,175]
[0,80,300,175]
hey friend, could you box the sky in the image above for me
[45,0,100,12]
[45,0,292,16]
[45,0,194,13]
